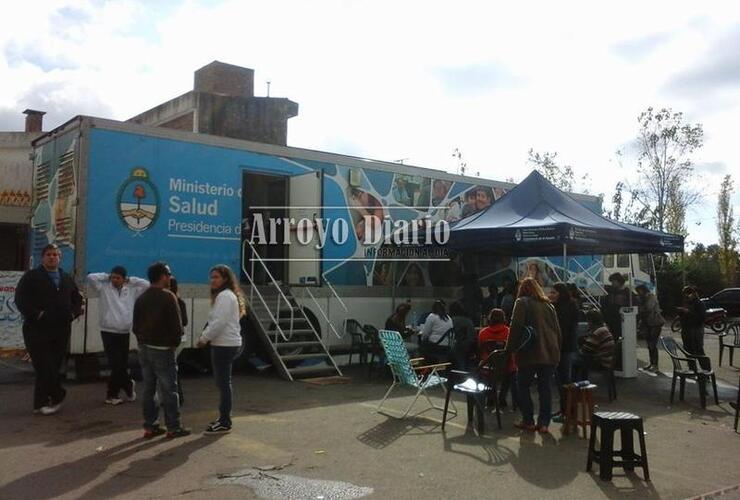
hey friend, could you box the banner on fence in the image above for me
[0,271,24,350]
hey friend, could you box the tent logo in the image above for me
[117,167,160,234]
[514,229,522,242]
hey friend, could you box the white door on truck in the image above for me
[288,171,322,286]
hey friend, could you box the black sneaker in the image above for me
[165,427,191,439]
[205,422,232,434]
[143,427,166,439]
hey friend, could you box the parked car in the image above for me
[702,288,740,318]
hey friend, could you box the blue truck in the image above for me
[30,116,612,379]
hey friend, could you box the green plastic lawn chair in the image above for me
[376,329,457,418]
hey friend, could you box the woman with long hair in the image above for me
[505,277,561,433]
[196,264,247,434]
[420,299,454,362]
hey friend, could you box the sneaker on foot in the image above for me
[551,413,565,424]
[205,422,232,434]
[143,427,166,439]
[165,428,191,439]
[40,404,61,415]
[105,397,124,405]
[124,381,136,402]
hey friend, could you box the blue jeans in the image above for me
[139,345,181,431]
[211,346,242,427]
[517,364,555,427]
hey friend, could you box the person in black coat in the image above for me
[601,272,631,340]
[548,282,580,421]
[677,285,709,370]
[14,244,83,415]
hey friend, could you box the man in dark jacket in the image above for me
[133,262,189,439]
[15,244,83,415]
[677,285,709,371]
[601,272,631,340]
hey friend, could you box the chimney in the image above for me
[194,61,254,98]
[23,109,45,133]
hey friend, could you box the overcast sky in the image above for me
[1,0,738,247]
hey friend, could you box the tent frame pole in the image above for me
[391,261,397,314]
[562,243,568,282]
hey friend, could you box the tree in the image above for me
[664,177,688,236]
[607,180,650,225]
[629,107,703,232]
[717,174,738,286]
[527,148,591,193]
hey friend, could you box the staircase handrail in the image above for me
[322,274,348,312]
[568,257,605,310]
[241,239,294,342]
[303,287,343,340]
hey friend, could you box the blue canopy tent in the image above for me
[447,170,684,257]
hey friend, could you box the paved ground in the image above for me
[0,331,738,500]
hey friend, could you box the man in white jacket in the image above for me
[87,266,149,405]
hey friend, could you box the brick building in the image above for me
[0,110,45,270]
[128,61,299,146]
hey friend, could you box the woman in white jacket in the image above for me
[196,265,246,434]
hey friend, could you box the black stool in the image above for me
[587,411,650,481]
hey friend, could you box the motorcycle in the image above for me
[671,307,728,333]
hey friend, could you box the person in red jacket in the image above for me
[478,309,518,409]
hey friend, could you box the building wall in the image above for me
[0,131,39,270]
[0,131,39,222]
[195,93,297,145]
[127,62,298,146]
[128,92,197,131]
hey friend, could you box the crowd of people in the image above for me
[15,244,714,437]
[400,271,711,433]
[15,243,246,439]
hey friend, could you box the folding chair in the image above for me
[376,329,457,419]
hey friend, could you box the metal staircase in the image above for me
[241,240,343,381]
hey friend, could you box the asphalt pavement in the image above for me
[0,331,738,500]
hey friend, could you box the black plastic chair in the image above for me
[345,319,367,366]
[660,336,718,409]
[442,348,507,435]
[719,322,740,367]
[363,324,384,378]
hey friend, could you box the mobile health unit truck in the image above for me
[30,116,609,380]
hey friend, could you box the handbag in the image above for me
[518,298,539,351]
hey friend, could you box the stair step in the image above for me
[280,353,330,361]
[274,341,322,349]
[287,365,339,377]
